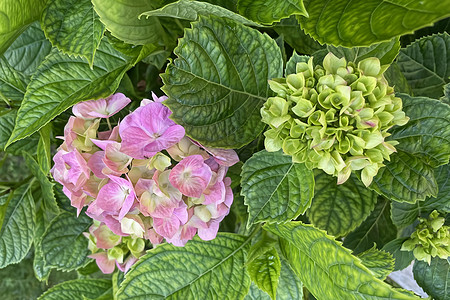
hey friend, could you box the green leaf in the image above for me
[41,0,105,66]
[390,94,450,168]
[37,123,52,174]
[244,283,271,300]
[33,209,52,282]
[162,16,283,148]
[248,247,281,299]
[0,56,29,103]
[327,37,401,65]
[92,0,165,45]
[117,233,251,299]
[343,198,397,254]
[382,238,414,271]
[441,83,450,105]
[141,0,260,27]
[3,22,52,76]
[307,173,378,237]
[276,258,303,300]
[0,109,38,154]
[413,257,450,300]
[265,222,418,299]
[237,0,307,25]
[299,0,450,47]
[6,36,147,146]
[273,16,324,56]
[391,164,450,228]
[370,150,438,203]
[357,246,395,280]
[241,150,314,226]
[40,212,92,271]
[397,33,450,99]
[285,52,309,76]
[0,181,35,268]
[38,279,112,300]
[23,152,59,215]
[0,0,47,55]
[384,63,412,95]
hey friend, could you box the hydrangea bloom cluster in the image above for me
[261,53,409,186]
[51,92,239,273]
[401,210,450,264]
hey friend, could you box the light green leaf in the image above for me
[299,0,450,47]
[0,181,35,268]
[391,164,450,228]
[358,246,395,280]
[3,22,52,76]
[40,212,92,271]
[265,222,418,299]
[141,0,260,27]
[244,283,271,300]
[413,257,450,300]
[248,247,281,299]
[0,56,29,103]
[162,16,283,148]
[117,233,251,299]
[23,152,59,215]
[273,16,324,56]
[37,123,52,174]
[307,173,377,237]
[285,52,309,76]
[397,33,450,99]
[38,279,112,300]
[241,150,314,226]
[0,0,47,55]
[327,37,401,65]
[382,238,414,271]
[237,0,307,25]
[390,94,450,168]
[41,0,105,66]
[6,37,147,146]
[384,63,412,94]
[343,198,397,254]
[0,109,38,154]
[92,0,165,45]
[371,150,438,203]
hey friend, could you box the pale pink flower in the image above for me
[88,252,116,274]
[153,201,188,239]
[93,223,122,249]
[73,93,131,119]
[116,255,138,273]
[96,175,136,220]
[191,140,239,167]
[169,155,212,198]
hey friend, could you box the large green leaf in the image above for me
[237,0,307,25]
[92,0,165,45]
[244,283,270,300]
[3,22,52,76]
[391,164,450,228]
[327,38,401,66]
[241,150,314,226]
[41,0,105,66]
[39,212,92,271]
[0,109,38,154]
[357,246,394,280]
[117,233,251,299]
[0,181,35,268]
[397,33,450,99]
[413,257,450,300]
[390,94,450,168]
[300,0,450,47]
[370,151,438,203]
[38,279,112,300]
[265,222,418,299]
[382,238,414,271]
[343,198,397,254]
[0,0,47,55]
[163,16,283,148]
[273,16,323,56]
[307,173,377,237]
[384,63,412,95]
[33,208,52,282]
[0,56,29,103]
[6,37,147,146]
[248,246,281,299]
[141,0,260,27]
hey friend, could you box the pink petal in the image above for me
[169,155,212,198]
[203,181,225,205]
[88,252,116,274]
[191,140,239,167]
[143,124,185,153]
[88,151,107,179]
[197,219,221,241]
[93,224,121,249]
[153,215,181,239]
[73,93,131,119]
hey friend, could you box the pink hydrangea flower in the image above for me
[96,175,136,220]
[88,252,116,274]
[73,93,131,119]
[169,155,212,198]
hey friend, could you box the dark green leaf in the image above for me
[241,150,314,226]
[163,16,283,148]
[237,0,307,25]
[307,173,377,237]
[413,257,450,300]
[117,233,251,299]
[397,33,450,99]
[299,0,450,47]
[358,246,395,280]
[37,123,52,174]
[382,238,414,271]
[384,63,412,94]
[0,56,29,103]
[0,109,38,154]
[38,279,112,300]
[285,52,309,76]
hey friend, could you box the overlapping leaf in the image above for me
[0,57,29,103]
[117,233,251,299]
[358,246,395,280]
[38,279,112,300]
[247,247,280,299]
[241,150,314,226]
[265,222,418,299]
[382,238,414,271]
[237,0,307,25]
[299,0,450,47]
[307,173,377,237]
[285,52,309,76]
[163,16,283,148]
[0,110,38,154]
[413,257,450,300]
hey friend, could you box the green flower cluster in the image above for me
[261,53,409,186]
[401,210,450,264]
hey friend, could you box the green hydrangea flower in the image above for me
[401,210,450,264]
[261,53,409,186]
